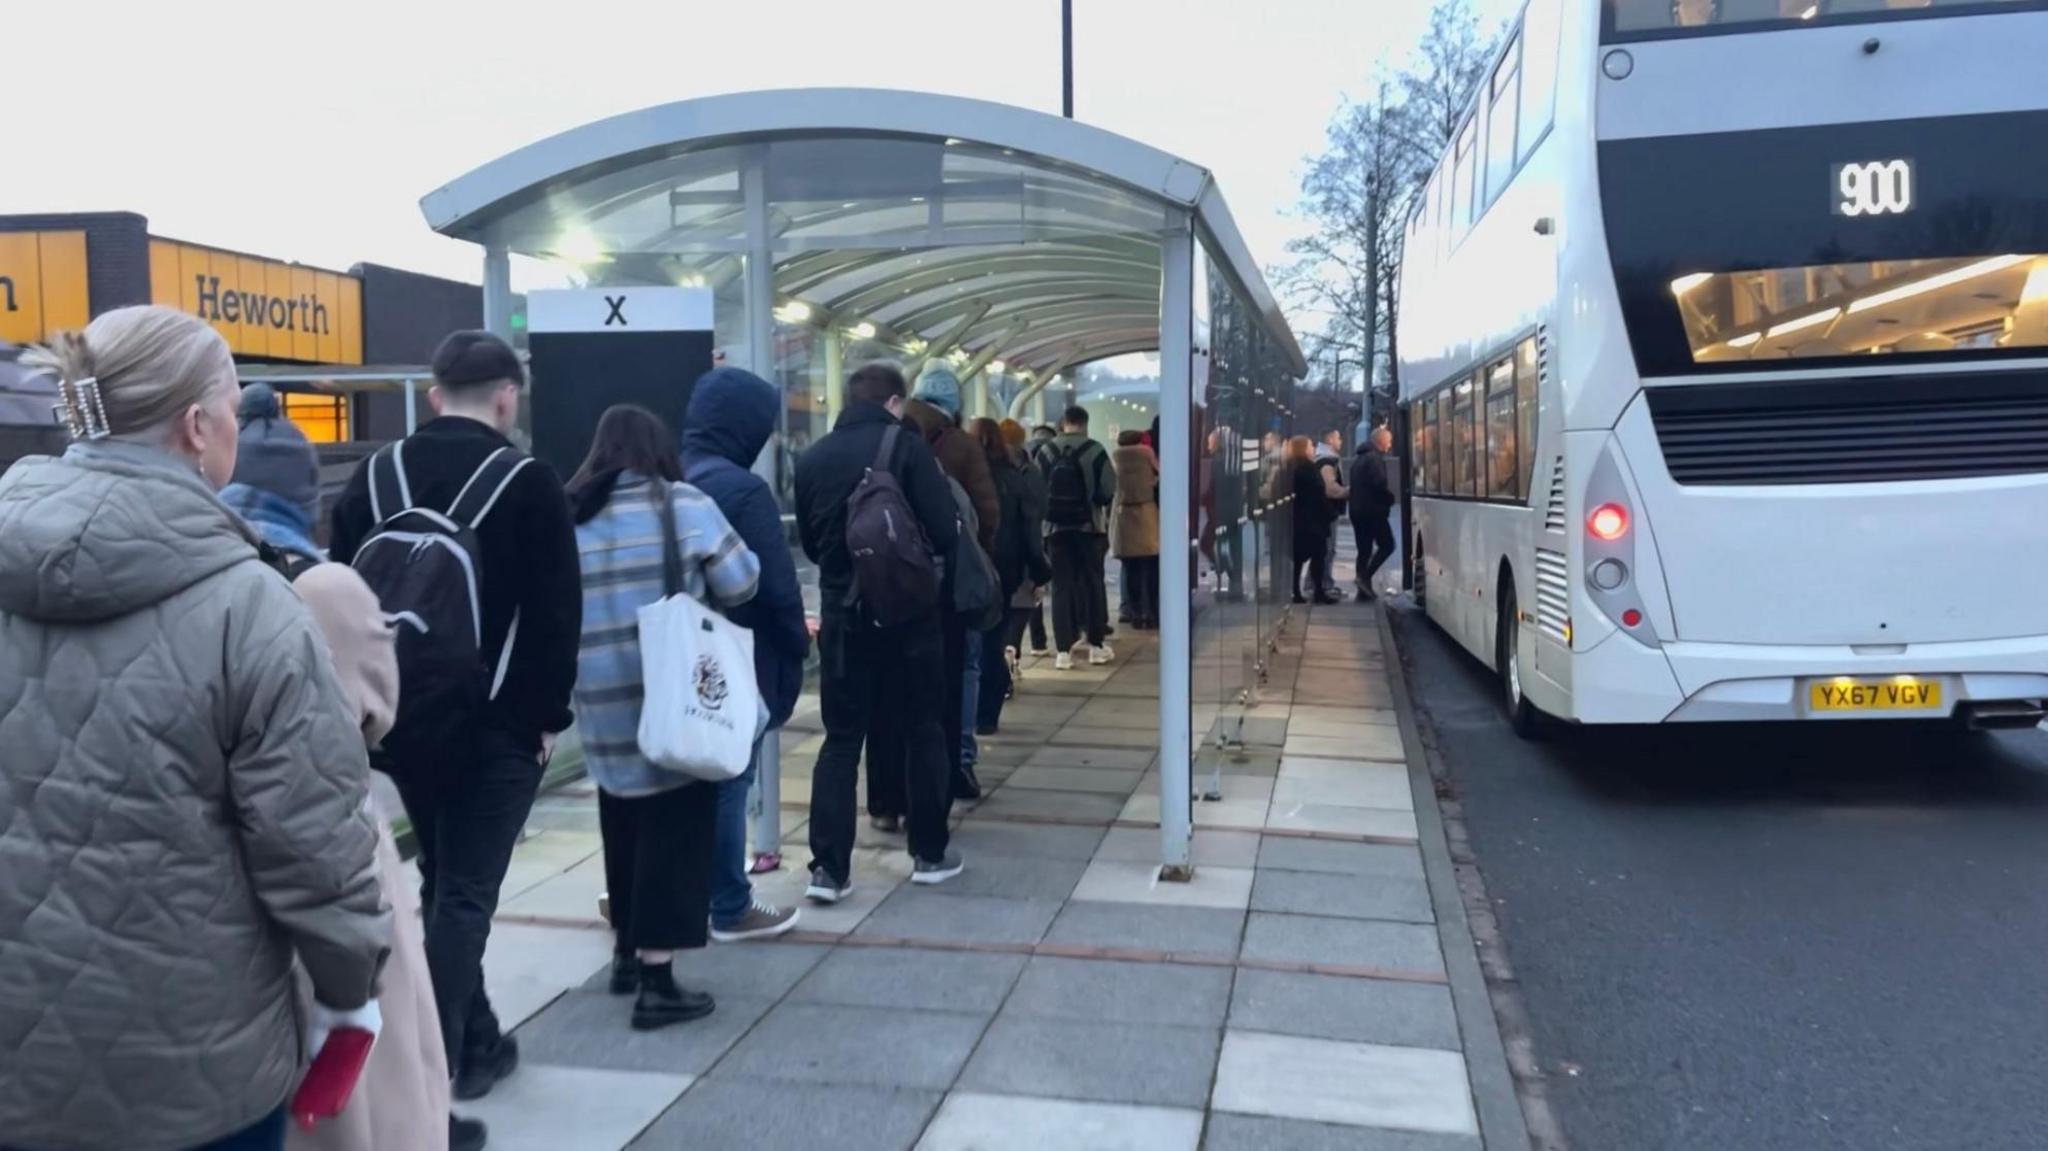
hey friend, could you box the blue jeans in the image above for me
[961,628,982,766]
[710,753,757,929]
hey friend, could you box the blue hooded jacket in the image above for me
[681,367,810,728]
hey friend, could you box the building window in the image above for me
[281,392,348,443]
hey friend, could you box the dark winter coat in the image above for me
[903,397,999,554]
[989,452,1052,598]
[1350,446,1397,523]
[681,367,812,729]
[793,401,960,619]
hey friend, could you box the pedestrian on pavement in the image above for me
[1288,434,1346,605]
[1024,423,1059,655]
[1043,405,1116,669]
[680,367,808,943]
[1315,429,1346,597]
[1111,429,1161,630]
[328,330,582,1113]
[1350,425,1399,602]
[0,308,388,1151]
[218,382,323,561]
[974,417,1052,734]
[902,363,998,801]
[794,362,965,902]
[567,405,762,1031]
[998,418,1051,685]
[217,381,457,1151]
[288,562,458,1151]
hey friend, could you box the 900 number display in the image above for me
[1834,159,1913,218]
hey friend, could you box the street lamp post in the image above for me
[1062,0,1074,118]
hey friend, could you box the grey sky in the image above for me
[6,0,1513,305]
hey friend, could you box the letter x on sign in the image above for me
[604,295,628,327]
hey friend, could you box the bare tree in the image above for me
[1280,0,1496,415]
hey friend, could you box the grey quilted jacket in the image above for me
[0,441,390,1151]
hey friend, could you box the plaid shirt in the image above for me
[574,474,759,796]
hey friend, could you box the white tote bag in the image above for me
[635,486,762,782]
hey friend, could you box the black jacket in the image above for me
[990,454,1053,597]
[682,368,811,730]
[1291,458,1336,541]
[329,416,582,739]
[794,401,960,619]
[1350,447,1396,522]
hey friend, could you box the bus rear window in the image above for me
[1608,0,2037,40]
[1670,255,2048,364]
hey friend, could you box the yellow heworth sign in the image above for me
[0,231,90,346]
[149,240,362,364]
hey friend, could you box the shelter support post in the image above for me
[482,243,513,341]
[823,328,844,427]
[1157,216,1195,878]
[403,377,418,435]
[743,153,779,488]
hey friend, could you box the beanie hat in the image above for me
[432,330,526,390]
[914,364,963,418]
[228,383,319,525]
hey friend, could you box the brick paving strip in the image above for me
[461,582,1519,1150]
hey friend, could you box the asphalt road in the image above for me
[1390,603,2048,1151]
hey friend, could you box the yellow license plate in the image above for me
[1808,678,1942,712]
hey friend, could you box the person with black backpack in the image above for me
[793,362,965,903]
[327,331,581,1135]
[1043,406,1116,670]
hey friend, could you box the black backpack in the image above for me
[845,426,940,627]
[1044,443,1093,529]
[351,443,532,761]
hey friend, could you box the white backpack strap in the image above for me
[368,444,410,524]
[449,447,534,530]
[489,608,520,701]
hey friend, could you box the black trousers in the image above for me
[865,608,968,814]
[598,782,715,954]
[1292,528,1330,599]
[814,611,951,880]
[1027,603,1048,651]
[1355,510,1396,588]
[1121,556,1160,624]
[1049,533,1107,650]
[388,724,543,1076]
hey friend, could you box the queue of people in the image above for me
[0,304,1335,1151]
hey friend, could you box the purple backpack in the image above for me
[845,425,939,626]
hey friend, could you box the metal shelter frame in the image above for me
[418,87,1305,873]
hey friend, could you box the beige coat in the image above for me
[0,441,389,1151]
[287,564,449,1151]
[1110,443,1160,559]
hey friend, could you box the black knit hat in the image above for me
[431,330,525,391]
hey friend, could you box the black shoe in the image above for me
[1356,588,1377,603]
[1291,593,1309,605]
[450,1116,488,1151]
[953,762,983,801]
[608,953,639,996]
[452,1034,518,1102]
[1315,593,1343,605]
[975,722,999,736]
[632,966,716,1031]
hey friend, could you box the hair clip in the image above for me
[52,376,111,442]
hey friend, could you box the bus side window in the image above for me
[1515,338,1539,498]
[1519,0,1561,162]
[1485,34,1523,207]
[1486,358,1518,499]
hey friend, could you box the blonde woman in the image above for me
[0,307,388,1151]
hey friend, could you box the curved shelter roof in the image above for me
[420,88,1305,379]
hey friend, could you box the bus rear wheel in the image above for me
[1497,583,1547,740]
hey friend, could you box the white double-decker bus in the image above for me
[1397,0,2048,734]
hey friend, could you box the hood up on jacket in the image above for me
[682,366,778,469]
[0,440,260,624]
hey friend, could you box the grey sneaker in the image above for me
[911,849,965,885]
[805,867,853,904]
[711,898,801,942]
[869,813,903,834]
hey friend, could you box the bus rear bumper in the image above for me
[1571,631,2048,723]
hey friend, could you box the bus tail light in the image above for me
[1588,503,1629,541]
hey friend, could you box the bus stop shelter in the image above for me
[419,88,1306,874]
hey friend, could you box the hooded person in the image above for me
[220,382,324,560]
[903,364,998,553]
[680,367,809,938]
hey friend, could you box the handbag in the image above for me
[635,483,760,782]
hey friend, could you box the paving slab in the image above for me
[464,1064,688,1150]
[1093,826,1261,869]
[716,1002,989,1089]
[1229,968,1460,1050]
[1003,764,1146,794]
[1251,866,1434,924]
[1211,1030,1478,1136]
[789,947,1026,1014]
[959,1014,1221,1107]
[970,787,1128,824]
[1041,901,1246,957]
[1264,802,1417,840]
[945,821,1107,861]
[633,1079,941,1151]
[1005,955,1234,1027]
[854,887,1063,946]
[514,988,776,1074]
[1254,836,1426,880]
[1240,912,1444,975]
[1071,859,1255,910]
[574,941,829,1001]
[916,1093,1202,1151]
[483,923,614,1032]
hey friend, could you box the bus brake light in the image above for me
[1588,503,1629,541]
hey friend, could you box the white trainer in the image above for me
[1090,644,1115,665]
[1054,651,1075,671]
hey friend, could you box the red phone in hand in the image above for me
[292,1028,377,1130]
